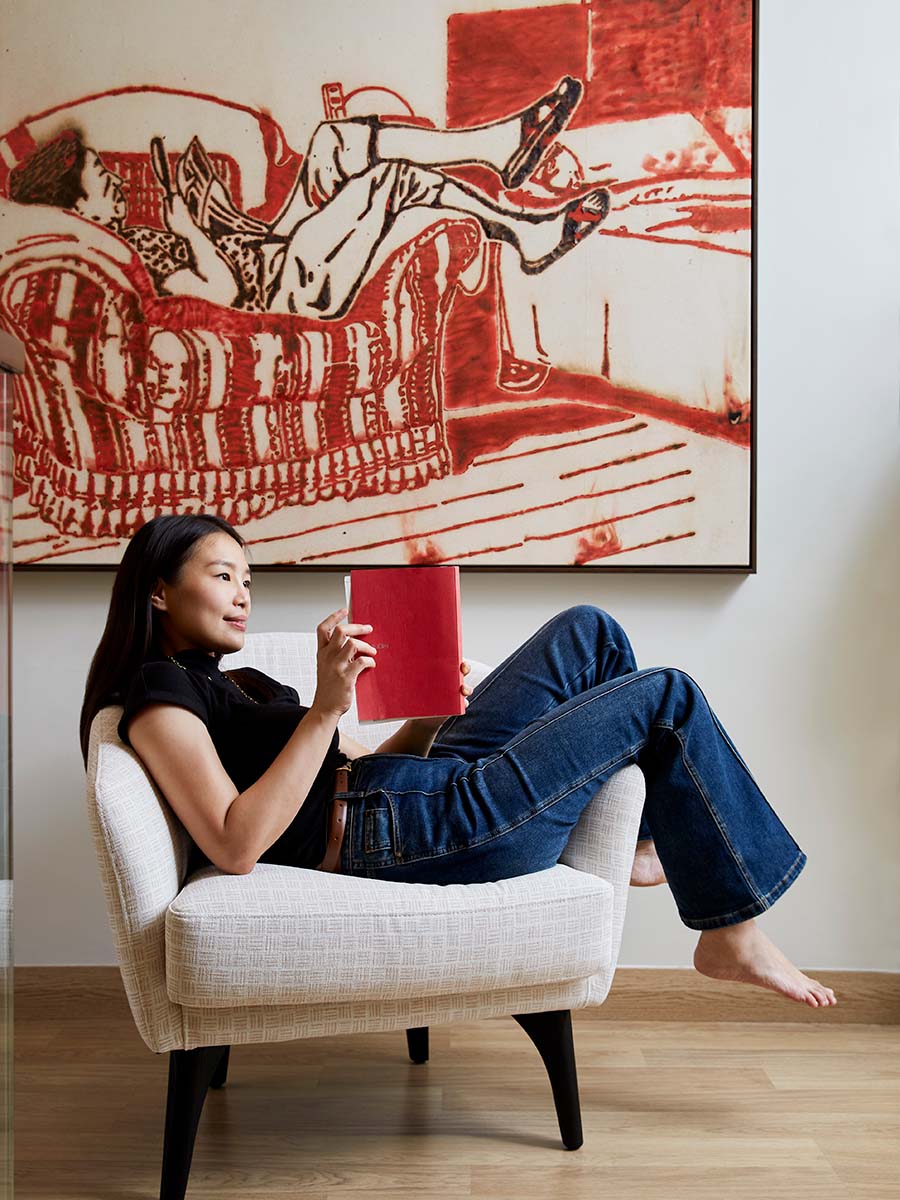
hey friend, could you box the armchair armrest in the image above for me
[559,764,645,998]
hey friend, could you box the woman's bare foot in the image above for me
[630,839,667,886]
[693,920,837,1008]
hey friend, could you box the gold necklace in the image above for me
[167,654,260,704]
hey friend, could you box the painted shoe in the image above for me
[500,76,584,190]
[521,186,610,274]
[496,351,551,393]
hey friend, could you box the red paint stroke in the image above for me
[600,227,750,258]
[646,205,751,235]
[447,402,635,473]
[249,501,442,544]
[14,534,61,547]
[406,540,445,564]
[14,540,121,563]
[589,468,692,498]
[442,280,749,448]
[695,109,751,174]
[474,421,647,469]
[534,369,752,446]
[442,540,524,561]
[574,524,623,563]
[526,495,696,542]
[305,473,694,560]
[626,191,750,207]
[607,173,751,195]
[559,442,688,481]
[440,483,524,505]
[447,6,590,131]
[616,530,697,555]
[447,0,753,130]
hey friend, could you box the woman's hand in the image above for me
[460,660,473,706]
[375,660,474,755]
[310,608,377,720]
[162,192,200,241]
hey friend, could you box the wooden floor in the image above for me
[15,992,900,1200]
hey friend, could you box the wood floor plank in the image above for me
[15,1002,899,1199]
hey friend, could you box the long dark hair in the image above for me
[9,128,88,209]
[79,513,246,766]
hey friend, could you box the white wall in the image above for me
[9,0,900,969]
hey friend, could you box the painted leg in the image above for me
[435,177,610,273]
[494,242,551,392]
[376,75,584,188]
[265,162,443,317]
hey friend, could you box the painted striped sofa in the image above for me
[0,199,481,540]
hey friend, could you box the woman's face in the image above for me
[151,530,252,658]
[74,150,127,226]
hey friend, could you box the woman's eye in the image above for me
[244,581,252,591]
[218,573,230,581]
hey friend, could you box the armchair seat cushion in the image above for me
[165,861,613,1008]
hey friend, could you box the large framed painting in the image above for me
[0,0,756,570]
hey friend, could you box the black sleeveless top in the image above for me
[117,647,344,873]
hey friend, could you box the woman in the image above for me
[80,514,837,1010]
[12,77,608,316]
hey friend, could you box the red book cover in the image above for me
[349,566,465,722]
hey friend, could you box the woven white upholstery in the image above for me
[166,864,612,1007]
[85,632,645,1053]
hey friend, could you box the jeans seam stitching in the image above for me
[470,667,671,775]
[433,608,604,743]
[670,723,766,906]
[388,742,644,865]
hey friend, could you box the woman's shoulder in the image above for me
[117,655,213,747]
[129,652,216,695]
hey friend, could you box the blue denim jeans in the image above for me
[338,606,807,929]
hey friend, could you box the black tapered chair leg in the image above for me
[160,1044,230,1200]
[210,1045,230,1089]
[512,1009,583,1150]
[406,1026,429,1063]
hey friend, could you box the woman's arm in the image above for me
[159,194,239,304]
[339,718,441,760]
[128,701,340,874]
[128,609,376,874]
[338,662,473,760]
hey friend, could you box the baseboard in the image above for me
[585,967,900,1024]
[14,966,900,1024]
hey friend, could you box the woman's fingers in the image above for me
[317,608,348,646]
[338,636,378,660]
[460,661,473,698]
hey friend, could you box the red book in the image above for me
[349,566,465,722]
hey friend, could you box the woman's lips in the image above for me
[225,618,246,629]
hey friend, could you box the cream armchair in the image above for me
[85,632,645,1200]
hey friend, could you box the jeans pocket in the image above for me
[363,797,396,862]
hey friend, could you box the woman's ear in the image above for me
[150,580,167,612]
